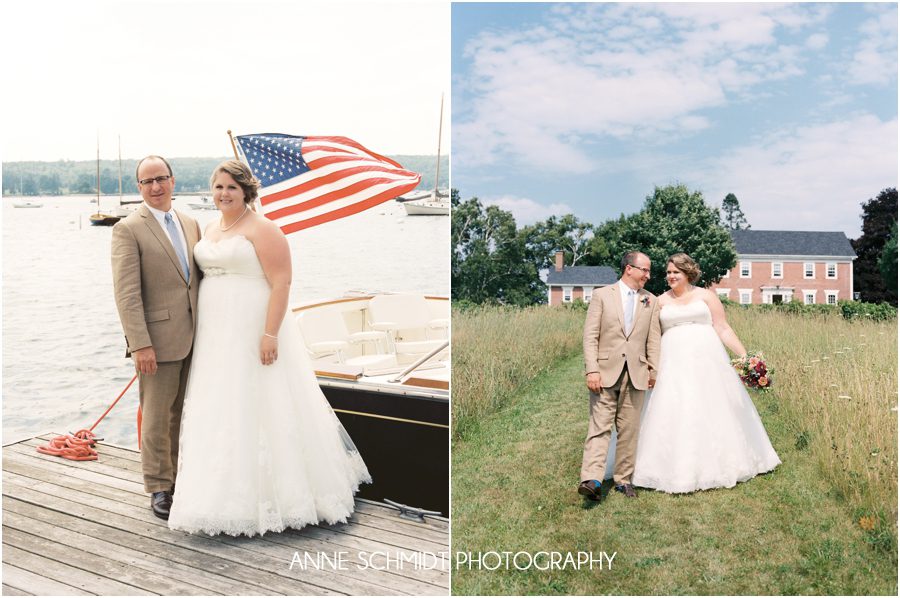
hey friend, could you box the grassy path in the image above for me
[451,354,897,595]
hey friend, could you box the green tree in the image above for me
[721,192,750,230]
[451,190,542,305]
[851,188,897,305]
[520,213,594,272]
[613,184,737,295]
[879,221,897,295]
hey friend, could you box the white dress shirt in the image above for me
[145,203,190,261]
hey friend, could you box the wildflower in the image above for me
[859,516,876,531]
[838,395,851,400]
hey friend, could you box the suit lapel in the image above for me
[611,282,626,336]
[140,204,187,284]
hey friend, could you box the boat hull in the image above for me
[320,381,449,516]
[403,201,449,216]
[89,214,121,226]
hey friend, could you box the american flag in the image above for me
[235,133,421,234]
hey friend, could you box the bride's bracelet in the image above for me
[263,333,278,340]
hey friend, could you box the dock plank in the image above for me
[1,543,148,596]
[1,563,87,596]
[2,436,449,596]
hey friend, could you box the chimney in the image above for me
[555,250,564,272]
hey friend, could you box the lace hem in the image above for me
[169,452,371,537]
[633,458,781,494]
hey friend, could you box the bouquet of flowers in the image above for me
[731,351,773,391]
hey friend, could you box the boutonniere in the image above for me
[640,295,650,307]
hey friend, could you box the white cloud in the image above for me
[455,3,830,174]
[846,5,898,86]
[482,195,573,226]
[692,114,898,237]
[805,33,829,50]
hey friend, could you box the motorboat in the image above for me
[292,292,449,516]
[13,201,43,208]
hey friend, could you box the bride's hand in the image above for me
[260,334,278,365]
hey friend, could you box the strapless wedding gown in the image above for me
[167,235,370,536]
[631,300,780,493]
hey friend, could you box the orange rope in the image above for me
[35,374,138,462]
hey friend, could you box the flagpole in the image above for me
[227,130,239,159]
[227,129,257,211]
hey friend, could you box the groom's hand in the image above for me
[586,373,602,394]
[132,347,158,376]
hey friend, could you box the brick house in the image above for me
[710,230,856,305]
[546,251,618,306]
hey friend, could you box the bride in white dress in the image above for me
[630,253,780,493]
[168,160,370,536]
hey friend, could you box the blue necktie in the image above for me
[164,212,190,282]
[624,289,635,336]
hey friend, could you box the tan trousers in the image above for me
[580,367,646,486]
[138,355,190,493]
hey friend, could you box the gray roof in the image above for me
[730,230,856,257]
[546,265,619,285]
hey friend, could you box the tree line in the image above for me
[2,155,448,196]
[452,184,898,307]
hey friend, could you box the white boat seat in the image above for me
[296,309,388,363]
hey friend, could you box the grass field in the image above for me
[451,306,897,595]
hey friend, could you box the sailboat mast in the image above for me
[96,133,100,212]
[433,94,443,198]
[118,135,123,205]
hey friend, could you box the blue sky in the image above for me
[451,2,898,237]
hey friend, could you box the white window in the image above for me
[826,290,838,305]
[771,262,783,278]
[826,262,837,279]
[804,262,815,279]
[739,289,752,304]
[582,287,593,303]
[562,286,573,303]
[740,262,751,278]
[716,288,730,299]
[803,290,816,305]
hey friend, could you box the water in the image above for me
[2,195,449,447]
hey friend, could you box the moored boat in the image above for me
[13,201,43,208]
[187,196,219,210]
[402,191,450,216]
[292,292,449,516]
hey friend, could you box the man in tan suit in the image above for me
[111,156,200,519]
[578,251,661,500]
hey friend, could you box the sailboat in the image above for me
[400,95,449,216]
[90,136,132,225]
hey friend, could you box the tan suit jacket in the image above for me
[583,282,661,391]
[111,204,200,362]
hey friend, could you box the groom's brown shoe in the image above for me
[151,491,173,520]
[615,483,637,498]
[578,480,602,501]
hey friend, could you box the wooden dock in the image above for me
[2,434,449,596]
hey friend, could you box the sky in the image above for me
[451,2,898,238]
[1,0,449,162]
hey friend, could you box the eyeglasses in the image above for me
[138,175,172,186]
[628,265,651,275]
